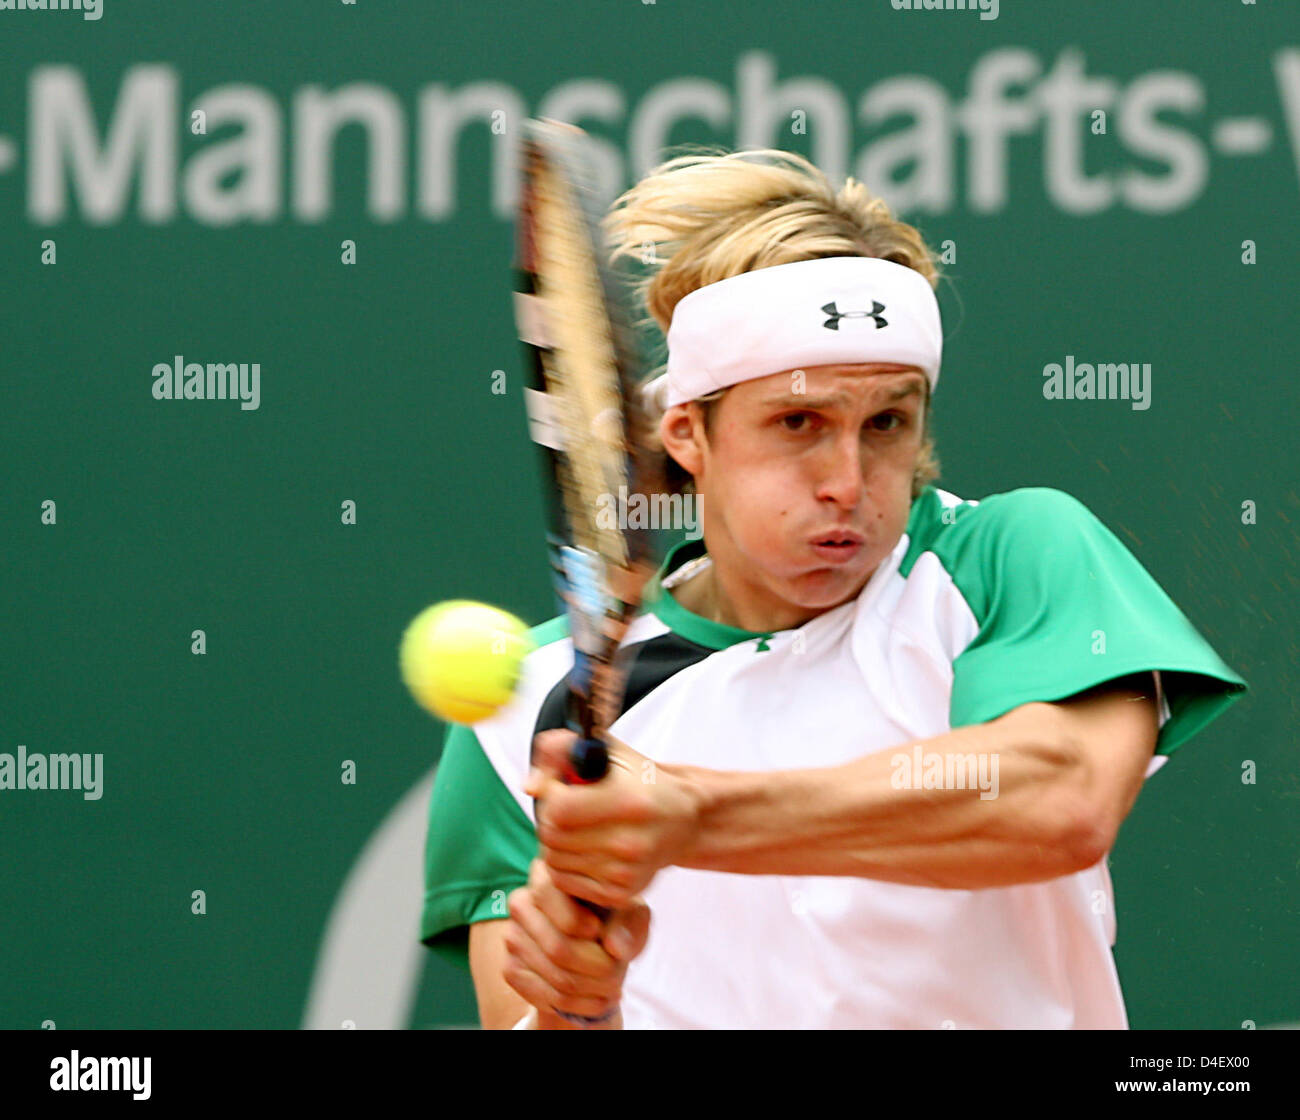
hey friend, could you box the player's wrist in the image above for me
[529,1003,624,1030]
[669,764,789,873]
[665,762,721,867]
[550,1003,621,1028]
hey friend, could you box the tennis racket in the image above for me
[513,118,660,935]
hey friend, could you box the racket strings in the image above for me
[533,162,631,566]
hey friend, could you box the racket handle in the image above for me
[565,735,611,922]
[553,730,615,1025]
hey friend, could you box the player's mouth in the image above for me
[808,530,866,564]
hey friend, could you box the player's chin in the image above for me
[786,561,873,607]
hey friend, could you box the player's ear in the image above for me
[659,403,706,478]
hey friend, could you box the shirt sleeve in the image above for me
[947,487,1248,757]
[421,722,536,970]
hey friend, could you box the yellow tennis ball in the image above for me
[400,600,534,725]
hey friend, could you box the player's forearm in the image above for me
[672,703,1105,888]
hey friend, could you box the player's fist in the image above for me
[502,858,651,1029]
[527,728,703,908]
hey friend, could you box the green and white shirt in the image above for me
[421,484,1247,1029]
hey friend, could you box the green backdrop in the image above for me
[1,0,1296,1029]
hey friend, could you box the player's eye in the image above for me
[870,411,906,433]
[780,412,816,432]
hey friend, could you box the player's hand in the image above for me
[503,858,650,1029]
[526,728,703,908]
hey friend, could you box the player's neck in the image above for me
[672,559,819,634]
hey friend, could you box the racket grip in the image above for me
[565,735,611,921]
[543,732,616,1026]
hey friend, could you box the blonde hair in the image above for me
[602,146,943,498]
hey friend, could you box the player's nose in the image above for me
[814,433,868,509]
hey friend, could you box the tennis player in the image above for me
[420,148,1248,1030]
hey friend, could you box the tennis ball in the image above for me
[400,600,534,725]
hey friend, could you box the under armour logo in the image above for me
[821,300,887,330]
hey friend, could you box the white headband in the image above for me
[642,256,943,411]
